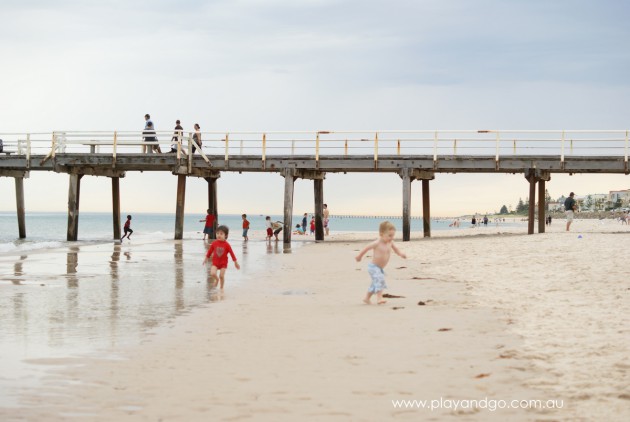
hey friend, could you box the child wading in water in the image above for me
[242,214,250,241]
[120,215,133,241]
[203,225,240,289]
[355,221,406,305]
[200,209,216,241]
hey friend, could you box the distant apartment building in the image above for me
[576,193,607,211]
[608,189,630,209]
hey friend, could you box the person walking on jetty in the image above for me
[203,225,240,289]
[169,120,185,154]
[192,123,202,154]
[355,221,407,305]
[143,114,161,153]
[200,209,216,240]
[565,192,577,231]
[120,215,133,242]
[242,214,250,241]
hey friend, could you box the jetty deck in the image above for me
[1,129,628,247]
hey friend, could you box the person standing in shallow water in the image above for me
[203,225,240,290]
[120,215,133,241]
[323,203,330,236]
[200,209,216,240]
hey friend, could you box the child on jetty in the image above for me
[120,215,133,242]
[203,225,240,289]
[355,221,406,305]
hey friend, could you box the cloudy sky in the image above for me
[1,0,629,217]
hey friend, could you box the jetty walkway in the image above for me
[1,129,628,249]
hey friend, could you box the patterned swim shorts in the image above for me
[367,262,387,293]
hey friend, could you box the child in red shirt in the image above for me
[242,214,250,241]
[203,225,240,289]
[199,209,216,241]
[120,215,133,241]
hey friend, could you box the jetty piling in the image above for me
[174,175,186,240]
[112,177,121,240]
[67,174,82,241]
[282,168,296,250]
[422,178,431,238]
[15,174,27,239]
[314,177,324,241]
[205,174,219,240]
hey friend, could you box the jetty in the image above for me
[1,129,628,249]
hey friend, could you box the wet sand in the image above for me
[1,220,629,421]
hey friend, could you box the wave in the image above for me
[0,240,65,254]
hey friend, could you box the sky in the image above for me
[1,0,629,217]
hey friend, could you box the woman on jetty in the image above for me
[192,123,202,154]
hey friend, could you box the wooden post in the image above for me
[314,178,324,241]
[15,177,26,239]
[402,169,411,242]
[283,168,295,250]
[538,179,546,233]
[67,174,83,241]
[174,175,186,240]
[527,171,536,235]
[422,179,431,238]
[205,176,218,240]
[112,177,121,240]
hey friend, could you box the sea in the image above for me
[0,211,519,253]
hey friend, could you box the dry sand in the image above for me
[2,219,629,421]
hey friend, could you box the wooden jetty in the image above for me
[0,129,628,249]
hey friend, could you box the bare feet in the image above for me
[363,299,371,305]
[377,300,387,305]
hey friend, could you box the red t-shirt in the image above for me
[205,240,237,269]
[205,214,215,228]
[124,219,131,228]
[243,219,250,229]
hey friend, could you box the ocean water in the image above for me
[0,212,521,253]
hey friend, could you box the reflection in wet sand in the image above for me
[0,238,297,406]
[174,242,184,311]
[266,241,281,255]
[11,255,28,285]
[110,244,121,337]
[66,246,79,288]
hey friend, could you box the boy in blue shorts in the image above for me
[355,221,406,305]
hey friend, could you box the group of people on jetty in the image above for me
[141,114,201,154]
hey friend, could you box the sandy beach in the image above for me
[1,219,629,421]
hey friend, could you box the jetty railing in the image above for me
[1,129,628,166]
